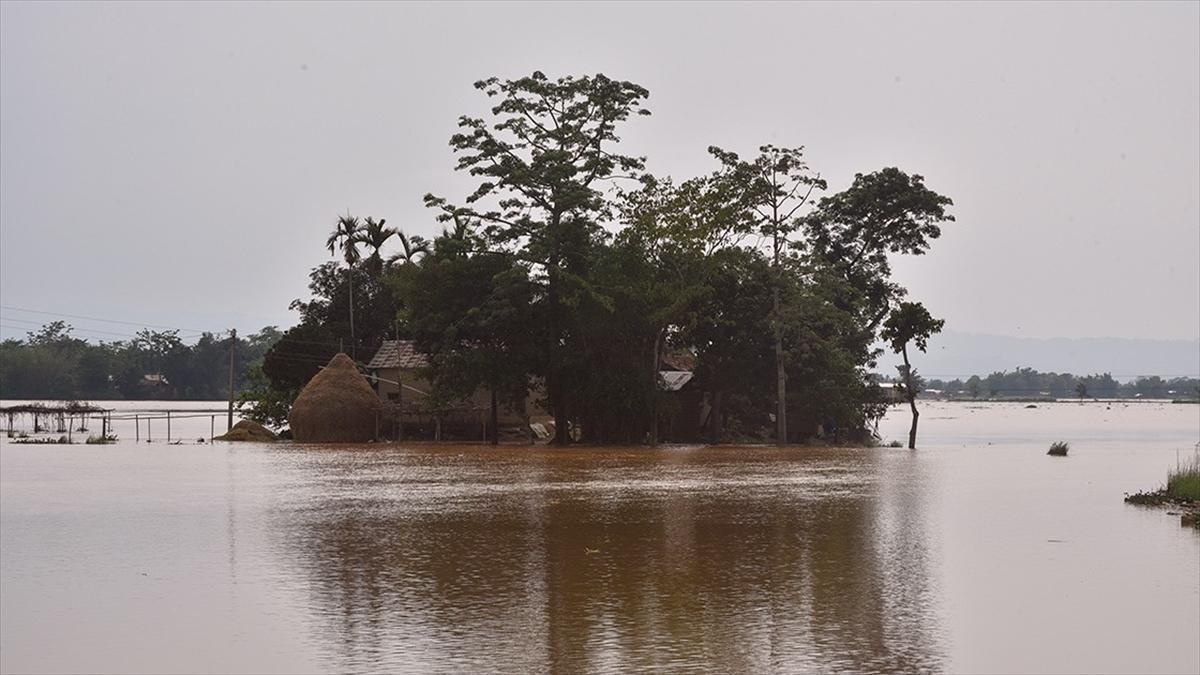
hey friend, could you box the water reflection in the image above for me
[270,446,945,673]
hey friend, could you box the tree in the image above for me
[1074,381,1089,401]
[426,71,651,445]
[709,145,825,445]
[616,173,750,444]
[881,302,944,449]
[355,216,396,276]
[400,227,538,445]
[806,168,955,329]
[326,213,364,357]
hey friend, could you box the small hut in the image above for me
[289,353,383,443]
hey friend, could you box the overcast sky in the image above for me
[1,1,1197,345]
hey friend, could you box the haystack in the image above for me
[289,353,383,443]
[214,419,277,442]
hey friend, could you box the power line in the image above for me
[0,318,207,341]
[0,305,213,333]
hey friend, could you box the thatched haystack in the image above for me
[214,419,277,442]
[289,353,383,443]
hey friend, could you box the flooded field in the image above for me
[2,401,1198,673]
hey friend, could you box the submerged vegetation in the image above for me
[1125,452,1200,528]
[1166,455,1200,501]
[1047,441,1070,457]
[249,71,956,444]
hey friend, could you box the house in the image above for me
[365,340,431,403]
[364,340,543,441]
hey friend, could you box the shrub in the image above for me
[1166,455,1200,501]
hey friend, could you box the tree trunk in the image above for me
[548,212,568,446]
[347,264,356,360]
[489,388,499,446]
[650,329,663,446]
[773,287,787,445]
[710,389,724,444]
[903,344,918,449]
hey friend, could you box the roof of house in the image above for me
[660,352,696,372]
[366,340,430,370]
[659,370,694,392]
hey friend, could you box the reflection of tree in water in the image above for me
[276,446,944,672]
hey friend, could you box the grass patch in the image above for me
[1166,454,1200,501]
[1047,441,1069,456]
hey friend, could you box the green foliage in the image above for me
[1166,455,1200,501]
[424,71,653,442]
[881,302,945,355]
[237,362,295,430]
[398,230,539,415]
[0,323,279,401]
[924,370,1198,400]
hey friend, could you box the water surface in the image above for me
[2,401,1198,673]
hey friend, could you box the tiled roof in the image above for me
[366,340,430,370]
[660,352,696,372]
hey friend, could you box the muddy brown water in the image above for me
[1,400,1198,673]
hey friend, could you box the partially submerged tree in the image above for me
[425,71,651,444]
[709,145,825,445]
[881,301,944,449]
[399,224,539,445]
[805,168,955,329]
[616,173,751,444]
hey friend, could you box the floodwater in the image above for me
[1,401,1197,674]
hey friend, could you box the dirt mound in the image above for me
[288,352,383,443]
[214,419,277,442]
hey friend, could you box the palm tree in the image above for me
[356,217,397,276]
[326,214,363,357]
[386,231,431,267]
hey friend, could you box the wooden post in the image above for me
[167,411,172,443]
[147,417,152,442]
[67,416,72,443]
[210,416,215,443]
[135,415,139,442]
[434,416,442,443]
[397,376,404,442]
[227,329,237,432]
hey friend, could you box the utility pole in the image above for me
[227,328,237,432]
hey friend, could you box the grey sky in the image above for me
[2,1,1197,344]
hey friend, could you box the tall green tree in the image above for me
[426,71,651,445]
[617,173,751,444]
[387,231,430,267]
[805,168,955,329]
[709,145,826,445]
[355,216,396,276]
[881,301,944,449]
[326,213,364,357]
[400,225,539,444]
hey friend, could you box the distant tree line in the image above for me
[905,368,1200,400]
[254,71,957,445]
[0,321,280,400]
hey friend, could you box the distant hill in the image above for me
[874,331,1200,381]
